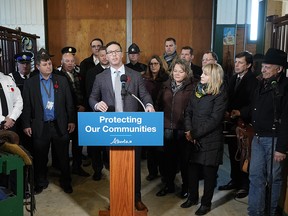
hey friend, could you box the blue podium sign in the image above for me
[78,112,163,146]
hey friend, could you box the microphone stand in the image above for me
[127,91,146,112]
[267,86,280,216]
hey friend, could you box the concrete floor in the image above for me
[23,145,249,216]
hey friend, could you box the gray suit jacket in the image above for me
[89,66,153,111]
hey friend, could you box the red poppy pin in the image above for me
[127,76,131,82]
[11,88,14,92]
[54,82,59,89]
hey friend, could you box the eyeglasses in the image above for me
[202,58,215,62]
[149,62,159,66]
[106,50,122,55]
[91,45,101,48]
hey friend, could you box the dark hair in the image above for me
[235,51,253,68]
[165,37,176,44]
[35,54,51,65]
[105,41,122,51]
[98,45,107,52]
[143,55,167,81]
[203,51,218,61]
[181,46,194,55]
[90,38,104,46]
[253,53,264,75]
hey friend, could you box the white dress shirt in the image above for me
[0,72,23,122]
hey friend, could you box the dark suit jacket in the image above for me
[22,74,76,138]
[227,69,258,123]
[80,54,96,78]
[191,63,202,81]
[86,63,105,97]
[89,66,153,111]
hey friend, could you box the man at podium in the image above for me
[89,41,155,211]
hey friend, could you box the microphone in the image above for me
[120,74,127,99]
[271,80,280,96]
[119,74,148,112]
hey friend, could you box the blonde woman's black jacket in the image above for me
[184,85,228,166]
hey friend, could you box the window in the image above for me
[250,0,259,41]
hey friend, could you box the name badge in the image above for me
[46,101,54,110]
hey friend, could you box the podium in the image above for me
[78,112,163,216]
[99,147,147,216]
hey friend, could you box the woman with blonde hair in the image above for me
[181,63,227,215]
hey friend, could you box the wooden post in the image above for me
[99,147,147,216]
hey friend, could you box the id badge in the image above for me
[46,101,54,110]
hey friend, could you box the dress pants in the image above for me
[70,126,83,169]
[188,163,218,206]
[33,121,71,187]
[146,146,162,177]
[161,129,188,190]
[89,146,109,174]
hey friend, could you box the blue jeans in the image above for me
[248,136,283,216]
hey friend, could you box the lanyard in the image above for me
[41,79,52,98]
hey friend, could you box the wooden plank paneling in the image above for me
[132,0,213,65]
[47,0,126,65]
[47,0,212,67]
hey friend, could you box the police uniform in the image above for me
[10,52,33,92]
[125,43,147,73]
[0,72,23,123]
[57,47,83,106]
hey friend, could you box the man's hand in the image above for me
[77,105,86,112]
[23,128,32,137]
[274,151,286,162]
[96,101,108,112]
[145,105,155,112]
[4,117,15,129]
[67,123,75,133]
[185,131,192,142]
[230,109,240,119]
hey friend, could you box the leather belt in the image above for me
[44,120,57,125]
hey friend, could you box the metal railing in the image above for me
[270,14,288,52]
[0,26,39,74]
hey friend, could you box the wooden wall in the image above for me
[46,0,213,66]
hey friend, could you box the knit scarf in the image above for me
[195,82,208,98]
[171,80,184,94]
[164,51,177,63]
